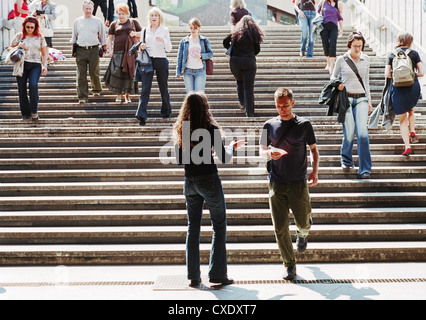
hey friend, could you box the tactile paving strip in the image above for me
[0,278,424,288]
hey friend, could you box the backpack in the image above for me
[392,48,415,87]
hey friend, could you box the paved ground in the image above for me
[0,262,424,301]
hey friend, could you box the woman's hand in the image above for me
[42,65,48,76]
[337,83,345,91]
[230,139,246,150]
[368,102,373,115]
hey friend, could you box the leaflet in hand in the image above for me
[268,145,288,155]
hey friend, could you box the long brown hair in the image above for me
[21,16,42,39]
[173,93,221,148]
[231,15,264,44]
[395,32,414,48]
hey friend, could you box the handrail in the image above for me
[346,0,426,96]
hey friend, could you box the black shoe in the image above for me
[189,278,201,287]
[296,235,308,253]
[31,116,40,121]
[283,266,296,281]
[209,278,234,285]
[136,116,146,126]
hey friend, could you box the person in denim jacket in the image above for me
[176,18,213,94]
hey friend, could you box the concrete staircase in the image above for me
[0,26,425,266]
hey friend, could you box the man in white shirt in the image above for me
[71,0,107,103]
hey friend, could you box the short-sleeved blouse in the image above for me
[11,33,47,64]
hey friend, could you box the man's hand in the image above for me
[308,171,318,187]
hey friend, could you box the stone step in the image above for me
[1,208,425,227]
[0,154,423,170]
[0,193,424,211]
[0,144,425,159]
[0,166,424,183]
[2,106,425,120]
[0,134,426,149]
[0,224,424,245]
[0,242,424,265]
[0,179,425,197]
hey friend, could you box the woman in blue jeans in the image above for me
[294,0,318,58]
[176,18,213,93]
[332,32,372,179]
[173,93,245,287]
[134,8,172,126]
[9,16,48,121]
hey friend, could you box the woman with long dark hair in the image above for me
[223,15,264,117]
[9,16,48,121]
[173,92,245,287]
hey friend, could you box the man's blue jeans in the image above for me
[341,97,372,174]
[16,61,41,117]
[184,173,228,280]
[183,68,206,93]
[299,10,316,58]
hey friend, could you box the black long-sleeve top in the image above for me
[175,124,234,177]
[223,33,260,59]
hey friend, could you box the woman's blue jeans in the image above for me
[299,10,316,58]
[341,97,372,174]
[183,68,206,93]
[184,173,228,280]
[16,61,41,117]
[136,57,172,120]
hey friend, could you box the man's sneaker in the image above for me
[341,163,354,172]
[296,235,308,252]
[283,266,296,281]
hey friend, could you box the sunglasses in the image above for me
[25,25,36,29]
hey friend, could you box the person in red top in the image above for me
[15,0,30,18]
[12,0,30,32]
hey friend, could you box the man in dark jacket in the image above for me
[107,0,138,26]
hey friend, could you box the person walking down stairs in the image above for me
[8,16,49,121]
[104,2,141,104]
[133,7,172,126]
[331,32,372,179]
[70,0,107,104]
[260,88,319,281]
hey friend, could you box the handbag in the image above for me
[134,28,153,73]
[39,16,54,37]
[203,39,213,75]
[266,119,296,173]
[10,47,24,63]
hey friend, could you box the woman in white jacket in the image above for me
[33,0,56,48]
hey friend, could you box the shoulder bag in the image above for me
[343,55,366,92]
[203,38,213,75]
